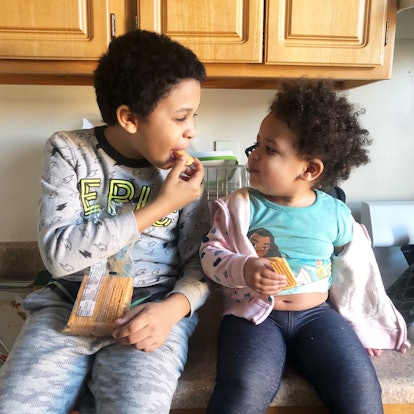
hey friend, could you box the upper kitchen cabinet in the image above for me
[138,0,264,63]
[0,0,397,88]
[138,0,397,88]
[0,0,136,84]
[266,0,389,67]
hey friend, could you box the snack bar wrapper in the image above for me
[63,247,134,337]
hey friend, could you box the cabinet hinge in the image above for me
[110,13,116,39]
[385,21,389,46]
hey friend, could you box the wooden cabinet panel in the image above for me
[266,0,389,67]
[0,0,131,60]
[0,0,397,87]
[138,0,264,63]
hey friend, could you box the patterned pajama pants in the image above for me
[0,288,197,414]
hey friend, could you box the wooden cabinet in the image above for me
[138,0,397,88]
[266,0,389,67]
[138,0,264,63]
[0,0,136,84]
[2,0,117,60]
[0,0,397,88]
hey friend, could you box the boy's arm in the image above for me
[38,133,140,277]
[166,187,213,315]
[113,187,212,351]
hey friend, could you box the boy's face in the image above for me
[247,113,309,202]
[134,79,201,169]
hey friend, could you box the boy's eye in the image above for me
[177,113,197,122]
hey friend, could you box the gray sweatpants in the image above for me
[0,288,197,414]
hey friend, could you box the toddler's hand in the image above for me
[244,257,287,295]
[366,348,382,356]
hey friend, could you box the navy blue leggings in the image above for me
[207,303,383,414]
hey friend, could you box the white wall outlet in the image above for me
[214,140,240,160]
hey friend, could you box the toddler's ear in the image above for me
[116,105,139,134]
[301,158,324,182]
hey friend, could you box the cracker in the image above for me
[269,257,297,289]
[174,150,194,166]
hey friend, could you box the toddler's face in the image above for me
[134,79,201,169]
[247,114,308,202]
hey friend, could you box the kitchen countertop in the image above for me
[1,241,413,409]
[172,291,414,409]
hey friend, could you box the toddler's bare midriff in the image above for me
[273,291,328,311]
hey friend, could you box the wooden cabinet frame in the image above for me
[0,0,398,89]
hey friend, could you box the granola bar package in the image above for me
[63,247,134,337]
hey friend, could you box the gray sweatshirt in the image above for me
[38,126,211,313]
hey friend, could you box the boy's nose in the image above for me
[185,124,196,140]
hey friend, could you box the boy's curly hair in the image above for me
[269,79,372,189]
[94,29,206,126]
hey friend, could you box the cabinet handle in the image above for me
[385,21,389,46]
[110,13,116,39]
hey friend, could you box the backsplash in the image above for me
[0,242,44,281]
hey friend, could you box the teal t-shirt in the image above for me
[248,189,353,294]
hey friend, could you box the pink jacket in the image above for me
[200,188,410,352]
[330,221,410,352]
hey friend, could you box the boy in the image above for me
[0,29,210,413]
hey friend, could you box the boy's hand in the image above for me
[244,257,287,295]
[133,157,204,233]
[112,293,190,352]
[112,301,172,351]
[158,156,204,211]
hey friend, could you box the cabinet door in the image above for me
[266,0,389,67]
[0,0,128,60]
[138,0,264,63]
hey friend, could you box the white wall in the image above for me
[200,39,414,215]
[0,33,413,247]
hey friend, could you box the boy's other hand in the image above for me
[112,301,172,351]
[112,293,191,352]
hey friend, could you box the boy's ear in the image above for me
[116,105,139,134]
[301,158,324,182]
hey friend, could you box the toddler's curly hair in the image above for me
[270,79,372,189]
